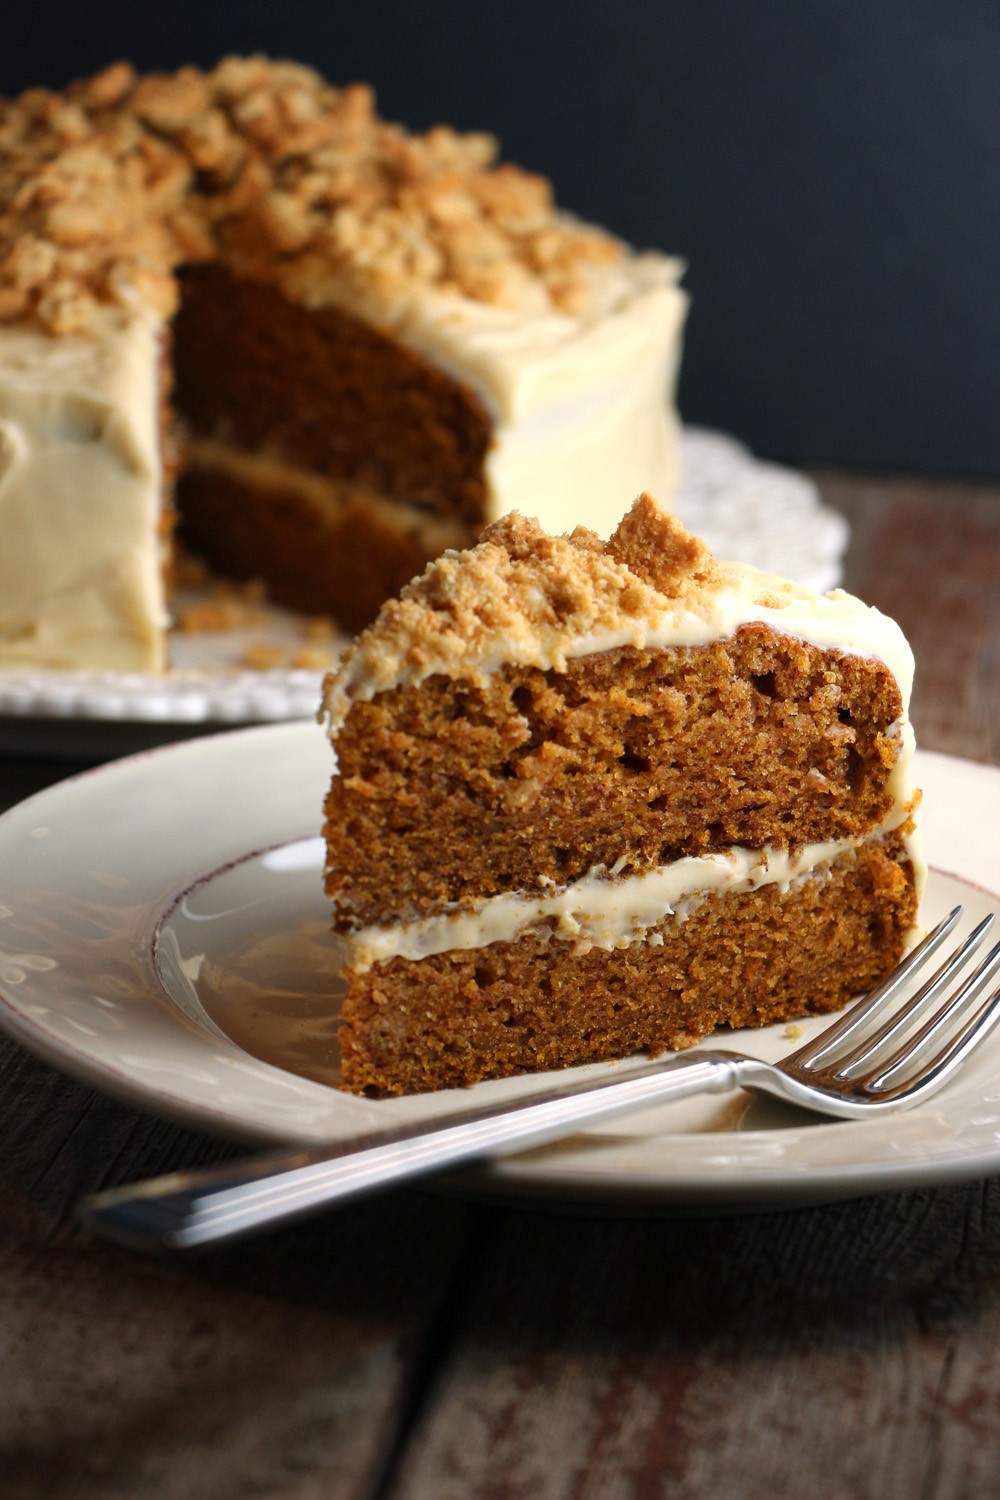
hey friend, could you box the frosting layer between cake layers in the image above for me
[339,830,914,973]
[338,826,922,976]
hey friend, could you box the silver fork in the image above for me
[80,905,1000,1252]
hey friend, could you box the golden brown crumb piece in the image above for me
[338,837,917,1096]
[303,616,336,641]
[289,646,337,670]
[240,642,288,670]
[175,599,262,632]
[171,547,213,588]
[606,492,721,597]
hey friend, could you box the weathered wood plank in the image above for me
[0,1040,478,1500]
[814,473,1000,763]
[383,1184,1000,1500]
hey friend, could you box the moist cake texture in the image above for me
[0,58,686,665]
[321,495,924,1097]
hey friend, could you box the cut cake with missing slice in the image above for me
[0,58,685,668]
[321,494,924,1097]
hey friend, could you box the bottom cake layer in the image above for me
[176,443,472,631]
[337,836,919,1096]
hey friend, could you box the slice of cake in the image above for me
[0,58,685,669]
[321,494,924,1097]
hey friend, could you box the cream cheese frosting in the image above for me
[347,842,790,972]
[376,251,687,540]
[0,308,168,671]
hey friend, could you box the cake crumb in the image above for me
[324,494,725,719]
[289,645,337,670]
[175,599,258,632]
[172,548,212,588]
[783,1023,804,1040]
[607,493,721,597]
[215,575,268,603]
[241,641,288,670]
[0,56,631,336]
[303,615,336,641]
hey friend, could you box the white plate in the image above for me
[0,726,993,1213]
[0,428,847,758]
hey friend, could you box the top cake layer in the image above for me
[323,495,915,718]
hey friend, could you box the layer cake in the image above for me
[0,58,686,669]
[321,494,923,1096]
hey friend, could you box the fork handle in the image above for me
[80,1051,739,1251]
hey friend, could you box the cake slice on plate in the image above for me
[321,494,923,1097]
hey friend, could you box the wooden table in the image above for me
[4,474,1000,1500]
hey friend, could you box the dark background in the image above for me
[4,0,998,479]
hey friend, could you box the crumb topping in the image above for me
[0,56,624,336]
[321,489,915,727]
[607,492,722,597]
[324,495,717,721]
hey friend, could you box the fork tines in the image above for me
[787,906,1000,1102]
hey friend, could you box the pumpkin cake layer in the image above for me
[0,58,686,665]
[325,628,905,928]
[171,264,491,625]
[338,835,918,1097]
[174,265,493,524]
[175,457,468,627]
[322,496,923,1098]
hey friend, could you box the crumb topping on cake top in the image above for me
[0,56,627,337]
[322,494,916,725]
